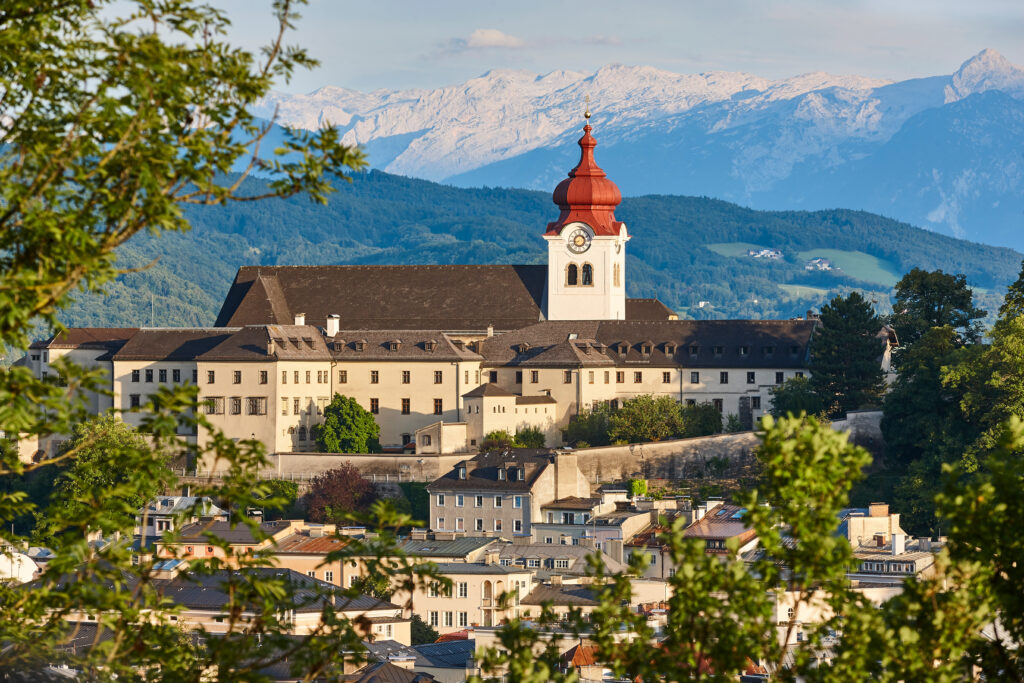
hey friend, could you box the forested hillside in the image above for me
[52,170,1022,331]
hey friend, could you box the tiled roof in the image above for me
[431,562,529,575]
[683,505,757,544]
[463,383,517,398]
[520,584,599,606]
[342,660,436,682]
[137,496,226,517]
[541,497,600,510]
[30,327,139,351]
[274,531,349,555]
[396,537,497,558]
[516,395,557,405]
[561,643,600,668]
[625,298,677,320]
[112,328,238,361]
[216,265,548,331]
[172,519,295,545]
[498,543,627,574]
[412,639,475,668]
[329,331,481,362]
[427,450,554,492]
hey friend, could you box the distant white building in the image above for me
[748,248,783,259]
[805,257,833,271]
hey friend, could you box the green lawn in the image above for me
[705,242,772,257]
[778,284,830,300]
[796,249,900,287]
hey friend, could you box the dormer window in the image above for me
[713,345,724,356]
[689,345,699,356]
[790,345,800,355]
[665,343,677,355]
[517,342,530,354]
[354,341,366,352]
[517,468,524,481]
[762,345,775,357]
[738,345,749,356]
[458,467,466,480]
[640,343,652,355]
[617,342,629,356]
[388,341,400,352]
[498,469,506,481]
[424,340,437,352]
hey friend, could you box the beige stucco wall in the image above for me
[394,566,533,633]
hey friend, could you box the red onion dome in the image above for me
[545,122,624,237]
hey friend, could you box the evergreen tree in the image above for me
[316,394,381,453]
[889,268,986,348]
[809,291,886,417]
[999,258,1024,319]
[769,376,824,418]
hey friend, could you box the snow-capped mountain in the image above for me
[253,49,1024,251]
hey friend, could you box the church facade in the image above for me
[21,120,817,464]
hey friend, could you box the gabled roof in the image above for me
[215,265,548,331]
[112,328,237,361]
[626,298,677,321]
[30,327,139,351]
[343,661,435,683]
[396,537,497,558]
[521,584,600,606]
[427,450,554,492]
[463,383,516,398]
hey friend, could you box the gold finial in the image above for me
[584,95,591,119]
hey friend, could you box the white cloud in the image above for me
[466,28,525,49]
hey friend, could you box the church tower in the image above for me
[543,112,629,321]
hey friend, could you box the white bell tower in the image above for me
[542,112,630,321]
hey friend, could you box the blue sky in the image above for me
[217,0,1024,93]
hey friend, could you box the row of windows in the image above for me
[436,493,524,507]
[282,370,329,385]
[363,398,444,415]
[565,263,594,286]
[428,611,470,628]
[280,397,330,416]
[201,396,267,415]
[131,368,197,384]
[569,370,804,386]
[305,569,334,583]
[337,370,445,385]
[860,561,916,574]
[436,517,523,533]
[594,396,762,412]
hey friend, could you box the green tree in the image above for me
[482,430,519,449]
[608,395,685,443]
[809,291,886,417]
[889,268,986,348]
[514,426,546,449]
[561,405,612,447]
[769,375,824,418]
[680,402,724,437]
[724,413,744,433]
[999,258,1024,319]
[410,614,440,645]
[628,479,648,498]
[317,394,381,453]
[255,479,301,520]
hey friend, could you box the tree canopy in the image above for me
[889,267,986,348]
[316,394,381,453]
[809,291,886,417]
[304,464,379,524]
[769,375,824,418]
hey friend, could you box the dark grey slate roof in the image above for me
[520,584,600,606]
[463,383,517,398]
[427,450,554,492]
[112,328,237,361]
[397,537,497,558]
[431,562,528,575]
[412,639,476,668]
[343,661,436,683]
[30,328,139,351]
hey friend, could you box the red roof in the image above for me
[435,629,470,643]
[545,121,624,237]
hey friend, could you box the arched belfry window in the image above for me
[566,263,578,286]
[581,263,593,286]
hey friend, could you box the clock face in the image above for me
[567,227,592,254]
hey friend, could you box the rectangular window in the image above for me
[317,397,329,415]
[489,370,498,383]
[720,371,729,384]
[305,370,311,384]
[157,369,167,383]
[131,370,140,382]
[325,571,334,583]
[246,397,267,415]
[370,370,379,384]
[369,398,379,414]
[795,371,805,378]
[531,370,539,384]
[690,371,700,384]
[129,394,140,408]
[436,517,445,530]
[172,369,181,383]
[204,397,224,415]
[192,369,198,383]
[434,398,443,415]
[282,370,287,384]
[434,370,443,384]
[514,496,522,508]
[712,398,723,412]
[429,612,439,627]
[281,398,288,416]
[402,370,410,384]
[475,518,483,531]
[145,369,153,383]
[514,519,522,533]
[293,397,300,415]
[259,370,268,384]
[456,494,464,507]
[555,559,570,569]
[662,371,671,383]
[459,612,468,627]
[402,398,411,415]
[616,371,624,384]
[604,371,610,384]
[465,370,469,384]
[475,496,483,508]
[455,517,464,531]
[494,496,502,508]
[233,370,241,384]
[515,371,523,384]
[634,371,643,383]
[747,371,755,384]
[444,612,453,628]
[338,370,347,384]
[436,494,445,506]
[230,397,242,415]
[563,370,572,384]
[294,371,299,384]
[752,396,762,410]
[494,519,503,532]
[776,371,784,384]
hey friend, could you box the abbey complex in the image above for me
[22,121,820,464]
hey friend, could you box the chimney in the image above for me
[486,324,494,337]
[917,537,931,552]
[326,314,340,337]
[891,533,905,556]
[868,502,889,518]
[484,550,500,565]
[267,338,275,356]
[294,312,306,326]
[550,574,563,586]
